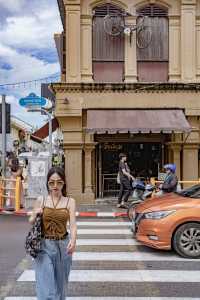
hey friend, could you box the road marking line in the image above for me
[76,239,140,245]
[77,222,131,226]
[73,252,200,261]
[4,296,199,300]
[97,212,124,217]
[17,269,200,282]
[77,229,131,234]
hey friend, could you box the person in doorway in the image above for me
[117,153,134,208]
[29,166,77,300]
[159,163,178,194]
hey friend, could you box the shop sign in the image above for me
[19,93,47,108]
[103,143,123,151]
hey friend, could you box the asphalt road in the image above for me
[0,215,29,295]
[1,216,200,300]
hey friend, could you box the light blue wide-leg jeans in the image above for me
[34,238,72,300]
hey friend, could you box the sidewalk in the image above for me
[0,198,128,218]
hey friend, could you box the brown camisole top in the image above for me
[42,198,70,239]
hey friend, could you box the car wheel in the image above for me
[173,223,200,258]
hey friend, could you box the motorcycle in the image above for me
[127,180,155,221]
[127,180,183,222]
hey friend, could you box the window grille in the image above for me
[93,4,124,17]
[137,4,168,17]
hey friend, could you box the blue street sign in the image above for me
[19,93,47,107]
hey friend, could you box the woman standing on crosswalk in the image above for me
[29,166,77,300]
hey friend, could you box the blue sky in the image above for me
[0,0,62,128]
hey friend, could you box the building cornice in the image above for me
[50,82,200,93]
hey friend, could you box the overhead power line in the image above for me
[0,72,60,90]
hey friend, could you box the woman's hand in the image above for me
[67,240,76,254]
[29,207,43,224]
[34,207,43,214]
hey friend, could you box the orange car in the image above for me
[134,184,200,258]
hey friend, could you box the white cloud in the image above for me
[0,0,26,12]
[0,0,61,128]
[0,43,60,83]
[5,95,17,104]
[0,2,62,49]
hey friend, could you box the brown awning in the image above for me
[31,118,59,140]
[86,109,191,134]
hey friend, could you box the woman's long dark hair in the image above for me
[46,166,67,196]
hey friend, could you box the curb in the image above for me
[0,208,127,218]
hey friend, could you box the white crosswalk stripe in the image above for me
[77,228,131,234]
[73,251,197,261]
[4,298,200,300]
[17,269,200,282]
[76,238,140,245]
[4,217,200,299]
[76,221,131,226]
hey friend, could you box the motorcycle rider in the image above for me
[160,163,178,193]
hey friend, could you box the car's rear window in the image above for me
[176,184,200,198]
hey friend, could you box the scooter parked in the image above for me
[127,180,154,221]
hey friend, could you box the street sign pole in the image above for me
[19,93,52,168]
[1,95,6,177]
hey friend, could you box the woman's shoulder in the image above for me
[35,195,46,207]
[63,196,75,208]
[65,196,75,203]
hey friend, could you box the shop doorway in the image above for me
[97,142,163,197]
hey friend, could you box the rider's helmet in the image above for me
[164,163,176,173]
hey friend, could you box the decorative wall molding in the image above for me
[51,82,200,93]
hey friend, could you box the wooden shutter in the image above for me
[92,4,124,82]
[93,17,124,61]
[137,17,169,61]
[137,4,169,82]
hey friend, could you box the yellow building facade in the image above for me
[52,0,200,203]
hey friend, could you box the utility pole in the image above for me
[1,95,6,177]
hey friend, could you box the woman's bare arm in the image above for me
[67,198,77,253]
[29,196,43,224]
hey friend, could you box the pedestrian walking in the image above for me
[117,153,134,208]
[29,166,77,300]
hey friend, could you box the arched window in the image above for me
[137,4,169,82]
[92,4,125,82]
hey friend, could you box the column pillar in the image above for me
[170,145,182,180]
[64,144,83,202]
[169,17,181,82]
[166,144,173,164]
[124,16,137,83]
[64,1,81,82]
[83,144,95,202]
[196,19,200,80]
[181,0,196,82]
[81,15,93,82]
[183,144,199,182]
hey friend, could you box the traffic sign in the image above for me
[19,93,47,107]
